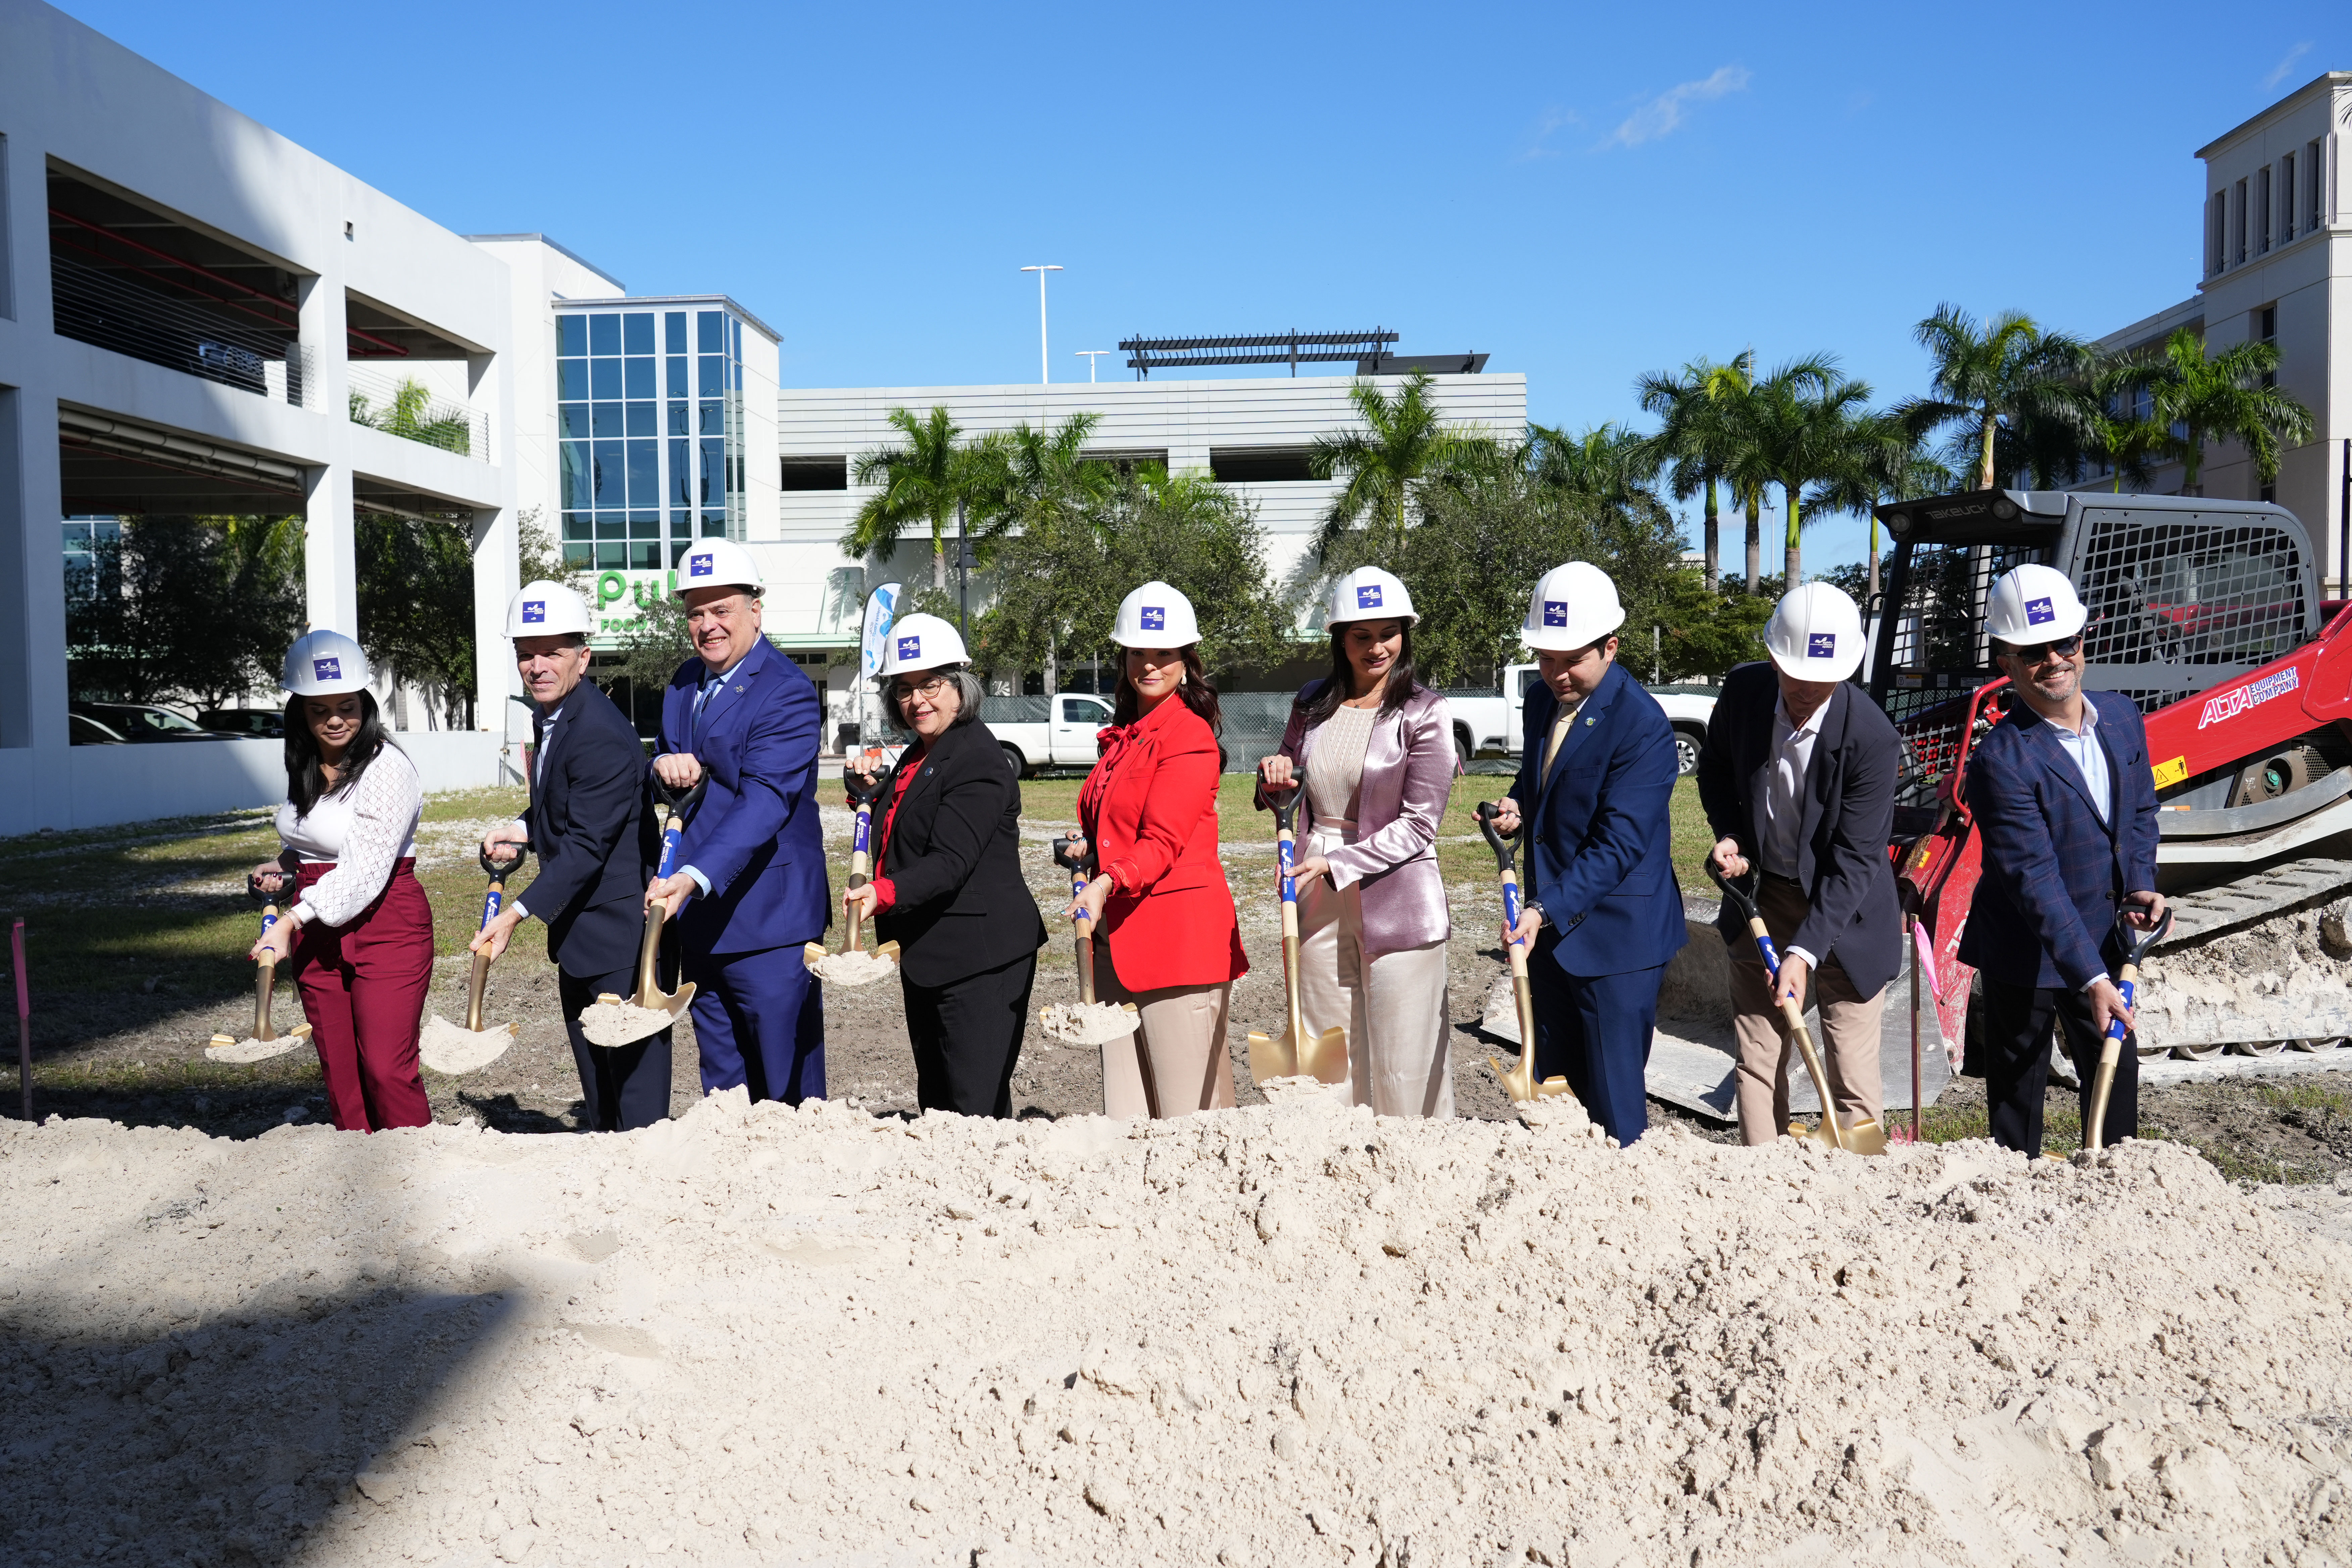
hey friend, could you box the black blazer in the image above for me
[1694,662,1901,997]
[520,680,656,977]
[872,719,1046,989]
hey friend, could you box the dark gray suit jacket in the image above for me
[520,680,656,978]
[1693,662,1901,997]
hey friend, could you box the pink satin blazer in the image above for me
[1259,682,1457,956]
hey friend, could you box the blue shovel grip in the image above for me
[479,886,503,929]
[1277,838,1296,903]
[2104,977,2136,1042]
[1755,933,1783,976]
[852,811,871,859]
[1501,880,1522,946]
[656,824,683,880]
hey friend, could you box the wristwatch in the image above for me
[1523,899,1549,930]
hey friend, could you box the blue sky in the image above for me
[58,0,2351,571]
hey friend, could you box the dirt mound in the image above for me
[4,1095,2349,1565]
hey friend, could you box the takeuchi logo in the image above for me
[2198,666,2300,729]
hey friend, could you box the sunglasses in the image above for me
[2003,633,2083,666]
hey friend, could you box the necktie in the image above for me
[1541,701,1580,786]
[690,674,720,744]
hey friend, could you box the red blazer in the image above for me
[1078,696,1250,991]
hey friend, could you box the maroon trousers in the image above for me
[292,858,434,1132]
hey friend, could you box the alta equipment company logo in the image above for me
[2198,666,2299,729]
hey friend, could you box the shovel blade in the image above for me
[1302,1026,1349,1088]
[1246,1028,1295,1086]
[1794,1115,1890,1156]
[802,940,830,971]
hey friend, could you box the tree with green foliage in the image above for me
[351,378,473,455]
[1733,357,1879,590]
[1634,352,1753,593]
[979,464,1289,686]
[845,406,1000,592]
[67,514,305,709]
[2112,328,2312,495]
[1803,422,1952,599]
[1310,372,1497,559]
[356,512,478,728]
[1898,304,2092,490]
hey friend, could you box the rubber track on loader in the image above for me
[2155,857,2350,951]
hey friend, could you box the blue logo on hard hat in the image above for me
[897,635,920,662]
[312,657,341,681]
[2024,595,2055,626]
[1806,632,1837,659]
[1141,606,1166,631]
[1542,601,1568,628]
[1357,584,1382,609]
[522,601,546,624]
[689,552,715,578]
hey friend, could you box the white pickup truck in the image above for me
[1445,666,1717,777]
[986,692,1115,779]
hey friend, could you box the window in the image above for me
[2235,178,2249,263]
[2257,305,2278,501]
[2209,192,2227,274]
[61,517,121,602]
[2282,153,2297,237]
[559,306,747,554]
[780,455,847,491]
[2257,166,2271,253]
[2312,141,2327,235]
[1209,447,1313,483]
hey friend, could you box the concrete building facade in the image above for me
[2074,71,2350,593]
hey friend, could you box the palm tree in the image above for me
[1898,305,2092,490]
[1806,421,1953,599]
[845,406,995,590]
[980,412,1113,537]
[1635,353,1753,592]
[1743,357,1877,588]
[2082,357,2182,493]
[1311,372,1494,558]
[2114,328,2312,495]
[1525,422,1666,512]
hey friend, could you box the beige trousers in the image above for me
[1729,875,1886,1145]
[1295,829,1453,1117]
[1094,964,1237,1119]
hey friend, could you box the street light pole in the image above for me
[1075,350,1112,383]
[1019,264,1062,384]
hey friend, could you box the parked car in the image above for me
[69,702,231,742]
[69,712,128,745]
[197,708,286,738]
[988,692,1115,779]
[1443,666,1717,777]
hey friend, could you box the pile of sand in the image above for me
[202,1026,310,1064]
[1038,1000,1140,1045]
[4,1093,2349,1565]
[416,1016,515,1075]
[804,948,899,987]
[575,999,680,1048]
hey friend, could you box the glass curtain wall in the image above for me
[556,306,746,571]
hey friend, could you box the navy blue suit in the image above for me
[657,637,831,1102]
[520,680,669,1131]
[1958,690,2161,1154]
[1505,659,1687,1143]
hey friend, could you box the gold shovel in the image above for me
[585,778,704,1044]
[1246,785,1349,1087]
[208,880,311,1056]
[1710,861,1887,1155]
[802,757,901,980]
[2084,908,2173,1152]
[1475,802,1573,1104]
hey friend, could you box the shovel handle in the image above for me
[1738,896,1846,1153]
[1475,800,1519,875]
[1275,819,1307,1050]
[465,950,493,1033]
[2087,957,2142,1152]
[633,899,669,1010]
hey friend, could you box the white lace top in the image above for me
[276,744,423,929]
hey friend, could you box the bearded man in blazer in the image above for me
[1696,583,1900,1146]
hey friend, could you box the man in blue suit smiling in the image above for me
[643,538,831,1103]
[1491,562,1685,1145]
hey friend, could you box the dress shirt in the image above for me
[677,652,748,898]
[504,698,569,924]
[2048,699,2111,825]
[1751,693,1827,972]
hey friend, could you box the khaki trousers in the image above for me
[1296,833,1453,1117]
[1094,964,1236,1119]
[1729,876,1885,1145]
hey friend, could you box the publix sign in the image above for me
[590,569,676,631]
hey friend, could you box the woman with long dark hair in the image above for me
[246,631,434,1131]
[1065,582,1249,1117]
[1255,567,1457,1115]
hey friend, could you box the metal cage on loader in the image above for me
[1868,489,2352,1067]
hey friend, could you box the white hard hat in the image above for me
[1327,566,1417,628]
[671,537,765,597]
[1112,581,1200,647]
[1765,582,1866,682]
[1520,561,1625,651]
[879,612,969,675]
[505,580,593,638]
[279,629,370,697]
[1984,562,2088,644]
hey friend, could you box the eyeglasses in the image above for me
[2004,634,2083,666]
[892,676,950,702]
